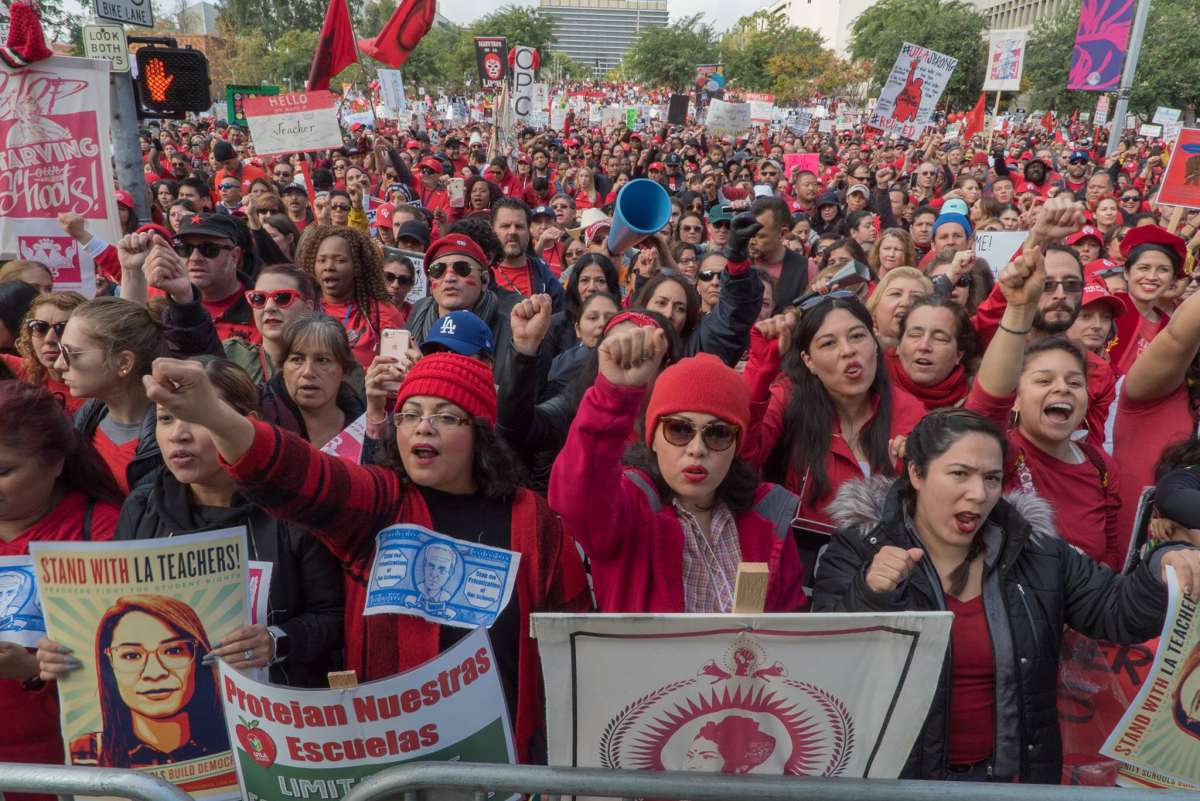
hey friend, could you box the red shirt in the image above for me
[320,298,407,370]
[542,242,565,277]
[215,163,267,193]
[92,428,140,495]
[754,257,784,281]
[203,285,260,344]
[946,594,995,765]
[1,356,85,414]
[1115,314,1160,376]
[492,260,534,298]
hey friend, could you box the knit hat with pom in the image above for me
[394,352,496,425]
[644,353,750,447]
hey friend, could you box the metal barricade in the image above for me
[340,762,1188,801]
[0,763,192,801]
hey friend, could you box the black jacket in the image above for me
[495,347,573,493]
[684,266,763,366]
[757,247,810,316]
[814,475,1181,783]
[74,400,162,492]
[115,469,344,687]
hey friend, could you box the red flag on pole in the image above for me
[961,93,986,142]
[1041,110,1055,131]
[358,0,436,68]
[308,0,359,91]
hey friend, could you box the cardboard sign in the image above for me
[243,91,343,156]
[974,231,1026,277]
[1156,128,1200,209]
[746,92,775,122]
[226,84,279,126]
[868,43,958,140]
[982,29,1027,91]
[511,46,536,119]
[706,99,751,138]
[1154,107,1182,125]
[1139,123,1163,138]
[377,69,405,115]
[783,152,819,177]
[668,93,689,124]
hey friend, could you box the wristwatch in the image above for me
[267,626,290,665]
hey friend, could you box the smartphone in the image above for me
[379,329,411,393]
[447,177,465,208]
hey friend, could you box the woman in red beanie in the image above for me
[140,353,591,764]
[549,325,807,614]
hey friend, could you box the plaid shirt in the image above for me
[676,500,742,613]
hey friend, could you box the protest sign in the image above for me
[694,63,724,97]
[243,91,343,157]
[746,92,775,123]
[982,30,1027,91]
[30,528,250,799]
[1102,567,1200,786]
[550,99,568,130]
[226,84,280,126]
[0,56,120,294]
[320,413,369,464]
[511,46,536,120]
[365,524,520,629]
[790,111,813,135]
[474,37,507,91]
[668,93,689,125]
[588,104,602,125]
[218,626,515,801]
[1154,107,1182,125]
[1139,123,1162,139]
[1155,128,1200,209]
[818,119,835,133]
[868,43,958,140]
[1164,122,1184,144]
[0,556,45,647]
[529,83,549,111]
[974,231,1026,277]
[625,107,637,129]
[783,153,819,179]
[534,612,952,782]
[706,99,751,138]
[377,69,405,115]
[342,110,375,128]
[601,105,623,128]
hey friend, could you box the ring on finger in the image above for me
[244,649,253,661]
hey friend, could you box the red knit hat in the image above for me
[644,354,750,447]
[394,352,496,425]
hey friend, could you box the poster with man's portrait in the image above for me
[31,528,250,800]
[0,556,45,647]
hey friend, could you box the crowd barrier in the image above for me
[0,763,191,801]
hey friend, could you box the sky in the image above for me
[436,0,753,34]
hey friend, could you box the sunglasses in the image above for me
[245,289,307,309]
[659,416,739,452]
[274,171,293,178]
[427,260,475,279]
[711,221,730,230]
[697,270,719,282]
[329,203,352,212]
[175,242,235,259]
[1044,279,1085,294]
[800,289,856,311]
[1121,195,1140,202]
[946,274,973,288]
[58,343,104,366]
[218,183,239,190]
[680,225,704,233]
[385,272,414,287]
[26,319,68,338]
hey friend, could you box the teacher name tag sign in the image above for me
[243,91,344,157]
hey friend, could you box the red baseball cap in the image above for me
[585,220,611,244]
[425,233,487,268]
[115,190,135,209]
[1067,226,1102,246]
[405,139,421,149]
[1080,275,1127,317]
[648,162,665,172]
[375,202,395,226]
[1017,182,1039,194]
[418,156,443,173]
[1085,257,1123,280]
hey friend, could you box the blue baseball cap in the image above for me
[531,204,554,220]
[1069,150,1090,164]
[941,198,969,217]
[932,212,973,240]
[420,311,495,357]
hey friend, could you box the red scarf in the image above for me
[884,347,969,411]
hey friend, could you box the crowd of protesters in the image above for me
[5,83,1200,788]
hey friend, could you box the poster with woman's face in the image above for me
[31,528,250,801]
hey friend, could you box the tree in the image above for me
[1025,0,1200,122]
[546,50,589,82]
[719,12,778,93]
[620,13,718,90]
[218,0,340,48]
[208,20,271,89]
[848,0,988,111]
[470,5,556,55]
[263,29,323,88]
[394,21,473,91]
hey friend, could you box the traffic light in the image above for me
[134,46,211,118]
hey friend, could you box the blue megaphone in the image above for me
[608,178,671,255]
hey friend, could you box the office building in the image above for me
[763,0,876,56]
[538,0,669,78]
[971,0,1070,31]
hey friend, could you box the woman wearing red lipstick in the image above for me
[814,406,1200,784]
[138,353,591,763]
[1108,225,1187,376]
[549,326,807,613]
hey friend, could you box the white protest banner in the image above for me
[244,91,343,156]
[511,46,536,120]
[377,69,405,115]
[982,29,1027,91]
[974,230,1026,277]
[1163,122,1184,144]
[550,100,568,130]
[868,43,958,140]
[0,56,119,295]
[601,105,623,128]
[1139,123,1163,138]
[818,119,835,133]
[365,524,520,629]
[0,556,45,647]
[1154,107,1182,125]
[746,92,775,123]
[1102,567,1200,786]
[218,627,515,801]
[342,110,375,128]
[534,612,951,785]
[530,82,549,111]
[706,99,751,138]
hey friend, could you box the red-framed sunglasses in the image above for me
[245,289,307,309]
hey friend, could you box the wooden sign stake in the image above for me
[328,670,359,688]
[733,562,769,615]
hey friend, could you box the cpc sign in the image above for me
[512,46,537,119]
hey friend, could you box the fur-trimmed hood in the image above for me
[825,474,1058,539]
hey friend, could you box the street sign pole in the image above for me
[1105,0,1153,157]
[111,69,153,226]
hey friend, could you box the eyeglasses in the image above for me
[678,256,698,266]
[58,343,105,366]
[916,170,937,177]
[697,270,719,282]
[940,273,972,288]
[385,272,414,287]
[106,640,199,674]
[175,241,235,259]
[395,411,473,429]
[659,416,739,452]
[25,319,68,338]
[245,289,307,309]
[329,203,352,212]
[800,289,856,311]
[1043,279,1085,294]
[427,260,476,279]
[218,183,239,190]
[680,225,704,234]
[274,171,293,178]
[1121,195,1140,203]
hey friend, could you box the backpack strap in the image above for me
[624,471,664,513]
[753,484,801,541]
[1078,441,1110,492]
[82,498,96,542]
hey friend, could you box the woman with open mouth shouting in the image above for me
[139,353,591,764]
[964,247,1122,569]
[813,406,1200,784]
[549,324,806,614]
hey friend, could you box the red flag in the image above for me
[358,0,436,68]
[962,93,986,141]
[308,0,358,91]
[1041,110,1055,131]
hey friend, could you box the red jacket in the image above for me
[223,421,592,762]
[549,375,808,613]
[1108,292,1170,377]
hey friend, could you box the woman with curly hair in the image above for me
[448,175,502,224]
[5,290,89,413]
[294,224,404,369]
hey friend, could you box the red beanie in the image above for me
[644,354,750,447]
[394,353,496,425]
